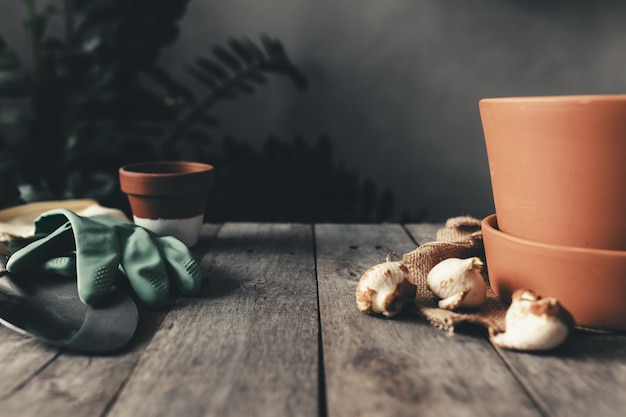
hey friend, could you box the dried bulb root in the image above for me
[489,289,574,351]
[356,254,416,317]
[426,257,487,310]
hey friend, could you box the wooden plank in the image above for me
[494,333,626,416]
[411,223,626,416]
[0,326,60,399]
[494,312,626,417]
[408,222,626,415]
[106,223,319,417]
[0,224,221,416]
[316,223,542,417]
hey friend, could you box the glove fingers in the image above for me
[33,209,121,305]
[118,226,170,308]
[154,236,203,295]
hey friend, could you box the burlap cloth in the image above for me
[402,216,508,334]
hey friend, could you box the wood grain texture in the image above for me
[0,224,221,416]
[410,222,626,416]
[494,317,626,417]
[3,222,626,417]
[0,326,60,399]
[107,223,319,417]
[315,223,541,417]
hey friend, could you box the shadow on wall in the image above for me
[170,0,626,223]
[0,1,419,223]
[3,1,626,222]
[203,135,410,223]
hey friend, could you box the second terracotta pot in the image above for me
[479,95,626,250]
[482,214,626,330]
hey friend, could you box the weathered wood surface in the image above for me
[315,224,539,417]
[107,223,319,417]
[0,223,625,417]
[493,329,626,417]
[405,223,626,417]
[109,224,318,416]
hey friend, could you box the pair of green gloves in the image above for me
[6,209,203,308]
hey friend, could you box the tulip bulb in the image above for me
[426,257,487,310]
[356,255,416,317]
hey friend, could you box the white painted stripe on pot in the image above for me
[133,214,203,247]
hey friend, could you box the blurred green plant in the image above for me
[0,0,403,222]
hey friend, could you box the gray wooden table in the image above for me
[1,223,625,417]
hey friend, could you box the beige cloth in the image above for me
[403,216,508,334]
[0,199,129,241]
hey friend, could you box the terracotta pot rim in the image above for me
[482,214,626,257]
[119,161,215,197]
[119,161,214,176]
[479,94,626,105]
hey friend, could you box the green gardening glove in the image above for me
[6,209,203,307]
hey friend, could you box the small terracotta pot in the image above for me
[119,161,214,247]
[479,95,626,250]
[482,214,626,330]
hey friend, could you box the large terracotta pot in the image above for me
[119,161,214,247]
[479,95,626,250]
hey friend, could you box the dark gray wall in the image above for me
[3,0,626,221]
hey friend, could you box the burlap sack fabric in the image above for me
[402,216,508,334]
